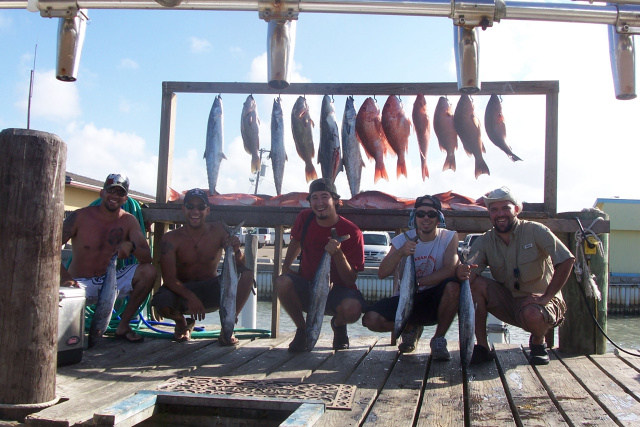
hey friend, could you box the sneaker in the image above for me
[398,325,424,353]
[331,317,349,350]
[528,336,550,365]
[470,344,494,365]
[288,328,307,352]
[430,336,451,361]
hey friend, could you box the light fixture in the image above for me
[608,25,636,100]
[454,25,480,94]
[267,19,295,89]
[56,10,87,82]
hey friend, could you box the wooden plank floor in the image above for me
[12,333,640,426]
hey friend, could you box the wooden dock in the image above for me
[14,333,640,426]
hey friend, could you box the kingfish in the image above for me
[356,97,390,183]
[241,95,261,174]
[318,95,343,182]
[220,221,245,345]
[306,228,350,351]
[412,93,431,180]
[394,234,419,339]
[381,95,412,178]
[204,95,226,195]
[291,96,318,182]
[433,96,458,172]
[459,278,476,369]
[270,97,287,195]
[485,94,522,162]
[88,253,118,348]
[454,94,490,179]
[341,96,365,197]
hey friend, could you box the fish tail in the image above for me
[305,163,318,182]
[421,158,429,180]
[474,157,491,179]
[442,154,456,172]
[374,161,389,183]
[397,158,407,179]
[509,152,523,162]
[251,154,261,174]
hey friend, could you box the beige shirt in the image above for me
[469,219,574,298]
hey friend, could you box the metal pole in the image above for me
[253,148,269,195]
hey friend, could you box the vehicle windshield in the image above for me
[364,234,388,246]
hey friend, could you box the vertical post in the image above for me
[272,225,284,338]
[543,84,559,215]
[0,129,66,420]
[241,234,258,329]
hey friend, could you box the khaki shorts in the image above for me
[485,279,566,328]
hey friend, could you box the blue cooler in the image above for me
[57,287,85,366]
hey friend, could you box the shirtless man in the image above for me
[60,174,157,343]
[154,188,254,344]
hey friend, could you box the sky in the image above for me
[0,2,638,214]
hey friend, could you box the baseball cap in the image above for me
[103,174,129,194]
[414,195,442,211]
[184,188,209,206]
[483,186,523,211]
[307,178,340,200]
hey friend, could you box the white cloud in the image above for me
[118,58,139,70]
[0,13,12,31]
[190,36,213,54]
[14,69,81,122]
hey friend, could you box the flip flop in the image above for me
[115,329,144,344]
[218,333,239,346]
[174,318,196,342]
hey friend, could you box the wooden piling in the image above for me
[0,129,66,420]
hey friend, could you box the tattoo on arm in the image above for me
[62,211,78,243]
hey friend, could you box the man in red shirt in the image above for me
[276,178,365,352]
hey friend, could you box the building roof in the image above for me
[594,197,640,207]
[66,172,155,204]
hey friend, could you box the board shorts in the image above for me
[75,264,138,305]
[283,273,368,316]
[366,277,458,326]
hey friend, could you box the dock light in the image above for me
[608,25,636,100]
[267,19,296,89]
[56,11,87,82]
[454,25,480,94]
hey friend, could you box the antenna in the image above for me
[27,44,37,129]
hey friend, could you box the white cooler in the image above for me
[57,287,86,366]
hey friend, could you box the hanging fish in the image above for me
[433,96,458,172]
[270,97,287,195]
[412,93,431,180]
[485,94,522,162]
[356,97,390,183]
[241,95,261,174]
[291,96,318,183]
[318,95,343,182]
[204,95,226,195]
[88,254,118,348]
[381,95,412,179]
[341,96,365,197]
[454,94,490,179]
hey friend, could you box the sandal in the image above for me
[219,333,239,346]
[115,328,144,344]
[174,318,196,342]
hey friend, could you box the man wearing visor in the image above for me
[465,187,574,365]
[363,195,467,359]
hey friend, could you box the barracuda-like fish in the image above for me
[381,95,411,179]
[341,96,365,197]
[459,278,476,369]
[356,97,390,183]
[318,95,343,182]
[270,97,287,195]
[454,94,490,179]
[485,94,522,162]
[241,95,261,174]
[306,228,350,351]
[394,234,419,339]
[412,93,431,180]
[433,96,458,172]
[88,253,118,348]
[291,96,318,182]
[204,95,226,195]
[220,221,245,345]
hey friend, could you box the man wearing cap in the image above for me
[60,173,157,343]
[154,189,254,344]
[276,178,366,352]
[465,186,574,365]
[363,195,467,359]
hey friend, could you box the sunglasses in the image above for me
[106,187,127,197]
[415,210,439,219]
[185,203,207,211]
[514,268,520,290]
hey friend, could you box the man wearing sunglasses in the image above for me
[154,188,254,344]
[464,187,574,365]
[60,173,157,343]
[363,195,466,359]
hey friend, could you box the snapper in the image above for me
[355,97,391,183]
[454,94,490,179]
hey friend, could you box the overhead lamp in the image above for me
[267,19,296,90]
[454,25,480,94]
[56,10,87,82]
[608,25,636,100]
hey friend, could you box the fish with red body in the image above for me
[454,94,490,179]
[485,94,522,162]
[291,96,318,182]
[381,95,412,179]
[412,93,431,180]
[208,193,266,206]
[264,192,310,208]
[356,97,390,183]
[433,97,458,172]
[345,190,414,209]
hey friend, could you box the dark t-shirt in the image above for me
[291,209,365,289]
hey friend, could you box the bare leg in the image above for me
[433,280,460,338]
[519,305,550,345]
[275,274,305,330]
[334,297,363,326]
[362,310,393,332]
[236,270,255,316]
[115,263,156,336]
[471,275,490,349]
